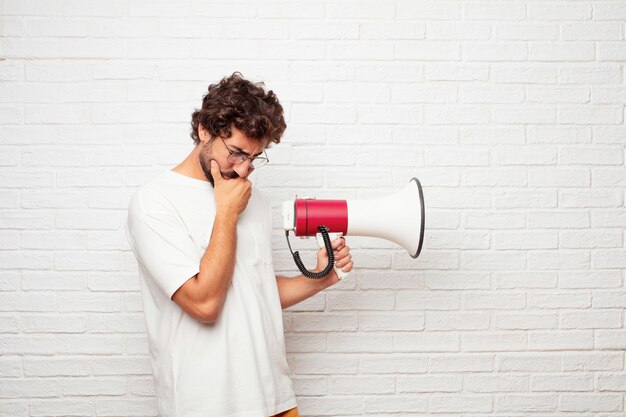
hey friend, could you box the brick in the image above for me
[331,376,394,395]
[395,332,459,353]
[493,231,558,250]
[398,375,461,393]
[463,42,528,61]
[464,2,525,20]
[496,24,559,40]
[461,167,529,186]
[461,251,526,271]
[327,292,394,311]
[364,396,427,413]
[466,374,528,392]
[559,106,623,125]
[293,354,358,375]
[529,292,591,309]
[430,354,493,372]
[425,272,489,290]
[284,334,326,353]
[464,211,526,229]
[29,399,94,416]
[397,1,461,19]
[528,210,590,228]
[597,373,626,391]
[461,126,525,145]
[0,316,19,333]
[358,313,424,331]
[528,331,593,350]
[495,190,557,209]
[562,352,624,371]
[297,397,361,416]
[493,65,558,83]
[593,290,626,307]
[0,357,22,377]
[360,355,427,374]
[0,379,60,398]
[361,21,425,40]
[530,42,595,61]
[21,192,88,209]
[528,3,591,20]
[562,310,622,329]
[426,312,490,331]
[598,42,626,61]
[493,107,556,124]
[464,292,527,309]
[425,63,489,81]
[594,2,626,20]
[22,315,86,333]
[396,41,461,60]
[560,271,622,289]
[527,87,589,104]
[559,189,623,209]
[460,86,524,104]
[560,64,622,84]
[0,251,53,270]
[431,395,493,412]
[392,84,456,104]
[495,394,557,412]
[291,313,357,332]
[563,23,623,40]
[462,332,527,352]
[496,353,561,372]
[427,21,489,40]
[495,313,557,330]
[560,394,623,412]
[396,291,460,310]
[593,250,626,268]
[596,330,626,349]
[530,374,593,392]
[494,272,558,289]
[528,126,591,144]
[528,250,590,270]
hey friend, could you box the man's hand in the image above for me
[211,160,252,216]
[316,237,353,283]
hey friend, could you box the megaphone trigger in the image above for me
[315,232,348,280]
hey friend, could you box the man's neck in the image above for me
[171,145,207,182]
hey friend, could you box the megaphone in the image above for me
[282,177,425,280]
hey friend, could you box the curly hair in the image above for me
[190,72,286,146]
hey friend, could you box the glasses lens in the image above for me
[227,153,246,165]
[251,157,268,168]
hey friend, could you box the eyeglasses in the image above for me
[219,136,269,169]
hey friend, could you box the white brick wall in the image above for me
[1,0,625,416]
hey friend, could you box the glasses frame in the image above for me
[218,136,269,169]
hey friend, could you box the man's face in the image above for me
[198,126,268,187]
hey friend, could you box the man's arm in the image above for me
[276,237,353,309]
[171,161,251,323]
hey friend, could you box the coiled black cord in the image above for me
[285,225,335,279]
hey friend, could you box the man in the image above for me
[126,72,353,417]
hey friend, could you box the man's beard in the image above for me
[199,144,239,187]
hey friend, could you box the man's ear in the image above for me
[198,125,209,144]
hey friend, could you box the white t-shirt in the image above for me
[126,170,296,417]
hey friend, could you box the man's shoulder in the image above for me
[128,171,179,219]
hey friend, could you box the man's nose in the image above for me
[233,159,253,178]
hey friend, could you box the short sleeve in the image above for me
[126,190,201,299]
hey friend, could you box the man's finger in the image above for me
[332,237,345,250]
[210,160,223,182]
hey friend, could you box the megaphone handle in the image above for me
[316,232,348,280]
